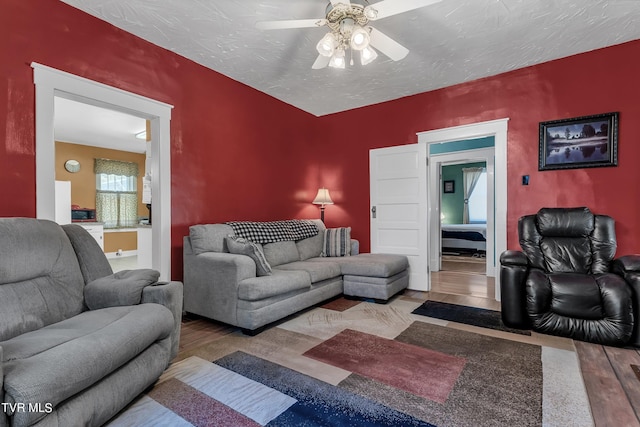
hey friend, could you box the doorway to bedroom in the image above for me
[428,141,495,300]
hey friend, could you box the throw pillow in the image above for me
[322,227,352,257]
[225,236,272,276]
[262,240,300,267]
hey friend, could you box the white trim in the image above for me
[32,63,174,281]
[417,118,508,300]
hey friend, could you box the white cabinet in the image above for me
[80,223,104,251]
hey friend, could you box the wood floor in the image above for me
[177,261,640,427]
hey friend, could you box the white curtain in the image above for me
[462,167,485,224]
[96,191,138,228]
[95,158,138,229]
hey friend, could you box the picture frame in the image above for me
[538,112,618,171]
[443,180,455,193]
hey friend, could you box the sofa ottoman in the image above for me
[340,253,410,301]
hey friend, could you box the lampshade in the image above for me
[350,26,370,51]
[316,33,338,57]
[360,45,378,65]
[328,49,346,69]
[312,188,334,206]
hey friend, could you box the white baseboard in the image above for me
[105,250,137,259]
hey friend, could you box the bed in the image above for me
[441,223,486,252]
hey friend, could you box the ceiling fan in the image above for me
[256,0,443,69]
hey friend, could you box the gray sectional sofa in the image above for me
[0,218,183,427]
[183,219,409,333]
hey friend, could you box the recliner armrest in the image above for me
[142,281,184,360]
[500,250,529,266]
[500,250,531,329]
[612,255,640,347]
[84,269,160,310]
[612,255,640,273]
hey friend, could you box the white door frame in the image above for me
[32,63,174,281]
[418,118,508,300]
[429,148,495,277]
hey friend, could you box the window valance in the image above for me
[94,158,139,177]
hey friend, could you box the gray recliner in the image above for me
[0,218,183,427]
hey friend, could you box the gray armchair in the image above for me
[0,218,183,427]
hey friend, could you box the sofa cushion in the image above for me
[1,304,174,426]
[296,220,326,260]
[263,241,300,267]
[237,270,310,301]
[189,224,234,254]
[322,227,352,257]
[275,260,342,283]
[226,236,272,276]
[337,253,409,278]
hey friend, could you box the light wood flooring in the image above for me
[177,260,640,427]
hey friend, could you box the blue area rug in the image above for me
[411,300,531,335]
[215,351,435,427]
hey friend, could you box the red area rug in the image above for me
[303,328,466,403]
[320,297,361,312]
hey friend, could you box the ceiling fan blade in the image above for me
[312,55,331,69]
[256,18,327,30]
[369,28,409,61]
[367,0,442,20]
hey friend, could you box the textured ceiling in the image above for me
[60,0,640,116]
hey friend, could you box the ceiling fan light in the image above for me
[360,46,378,65]
[316,33,337,57]
[350,26,370,51]
[363,6,378,20]
[329,49,346,69]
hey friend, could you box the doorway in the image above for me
[32,63,174,280]
[54,96,150,272]
[418,118,508,301]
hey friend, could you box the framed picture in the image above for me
[539,112,618,171]
[443,180,455,193]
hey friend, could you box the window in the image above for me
[468,171,487,223]
[95,158,138,229]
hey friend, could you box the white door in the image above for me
[370,144,429,291]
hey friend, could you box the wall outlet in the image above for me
[116,249,123,256]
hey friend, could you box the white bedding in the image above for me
[441,223,487,251]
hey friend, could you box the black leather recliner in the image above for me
[500,207,640,347]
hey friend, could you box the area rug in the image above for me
[108,354,433,427]
[338,321,542,426]
[411,300,531,335]
[110,298,593,427]
[302,328,466,403]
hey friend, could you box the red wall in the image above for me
[2,0,640,281]
[317,40,640,255]
[0,0,336,279]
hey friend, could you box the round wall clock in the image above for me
[64,159,81,173]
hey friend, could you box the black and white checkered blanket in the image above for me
[225,220,318,244]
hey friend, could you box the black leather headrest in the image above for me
[536,207,594,237]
